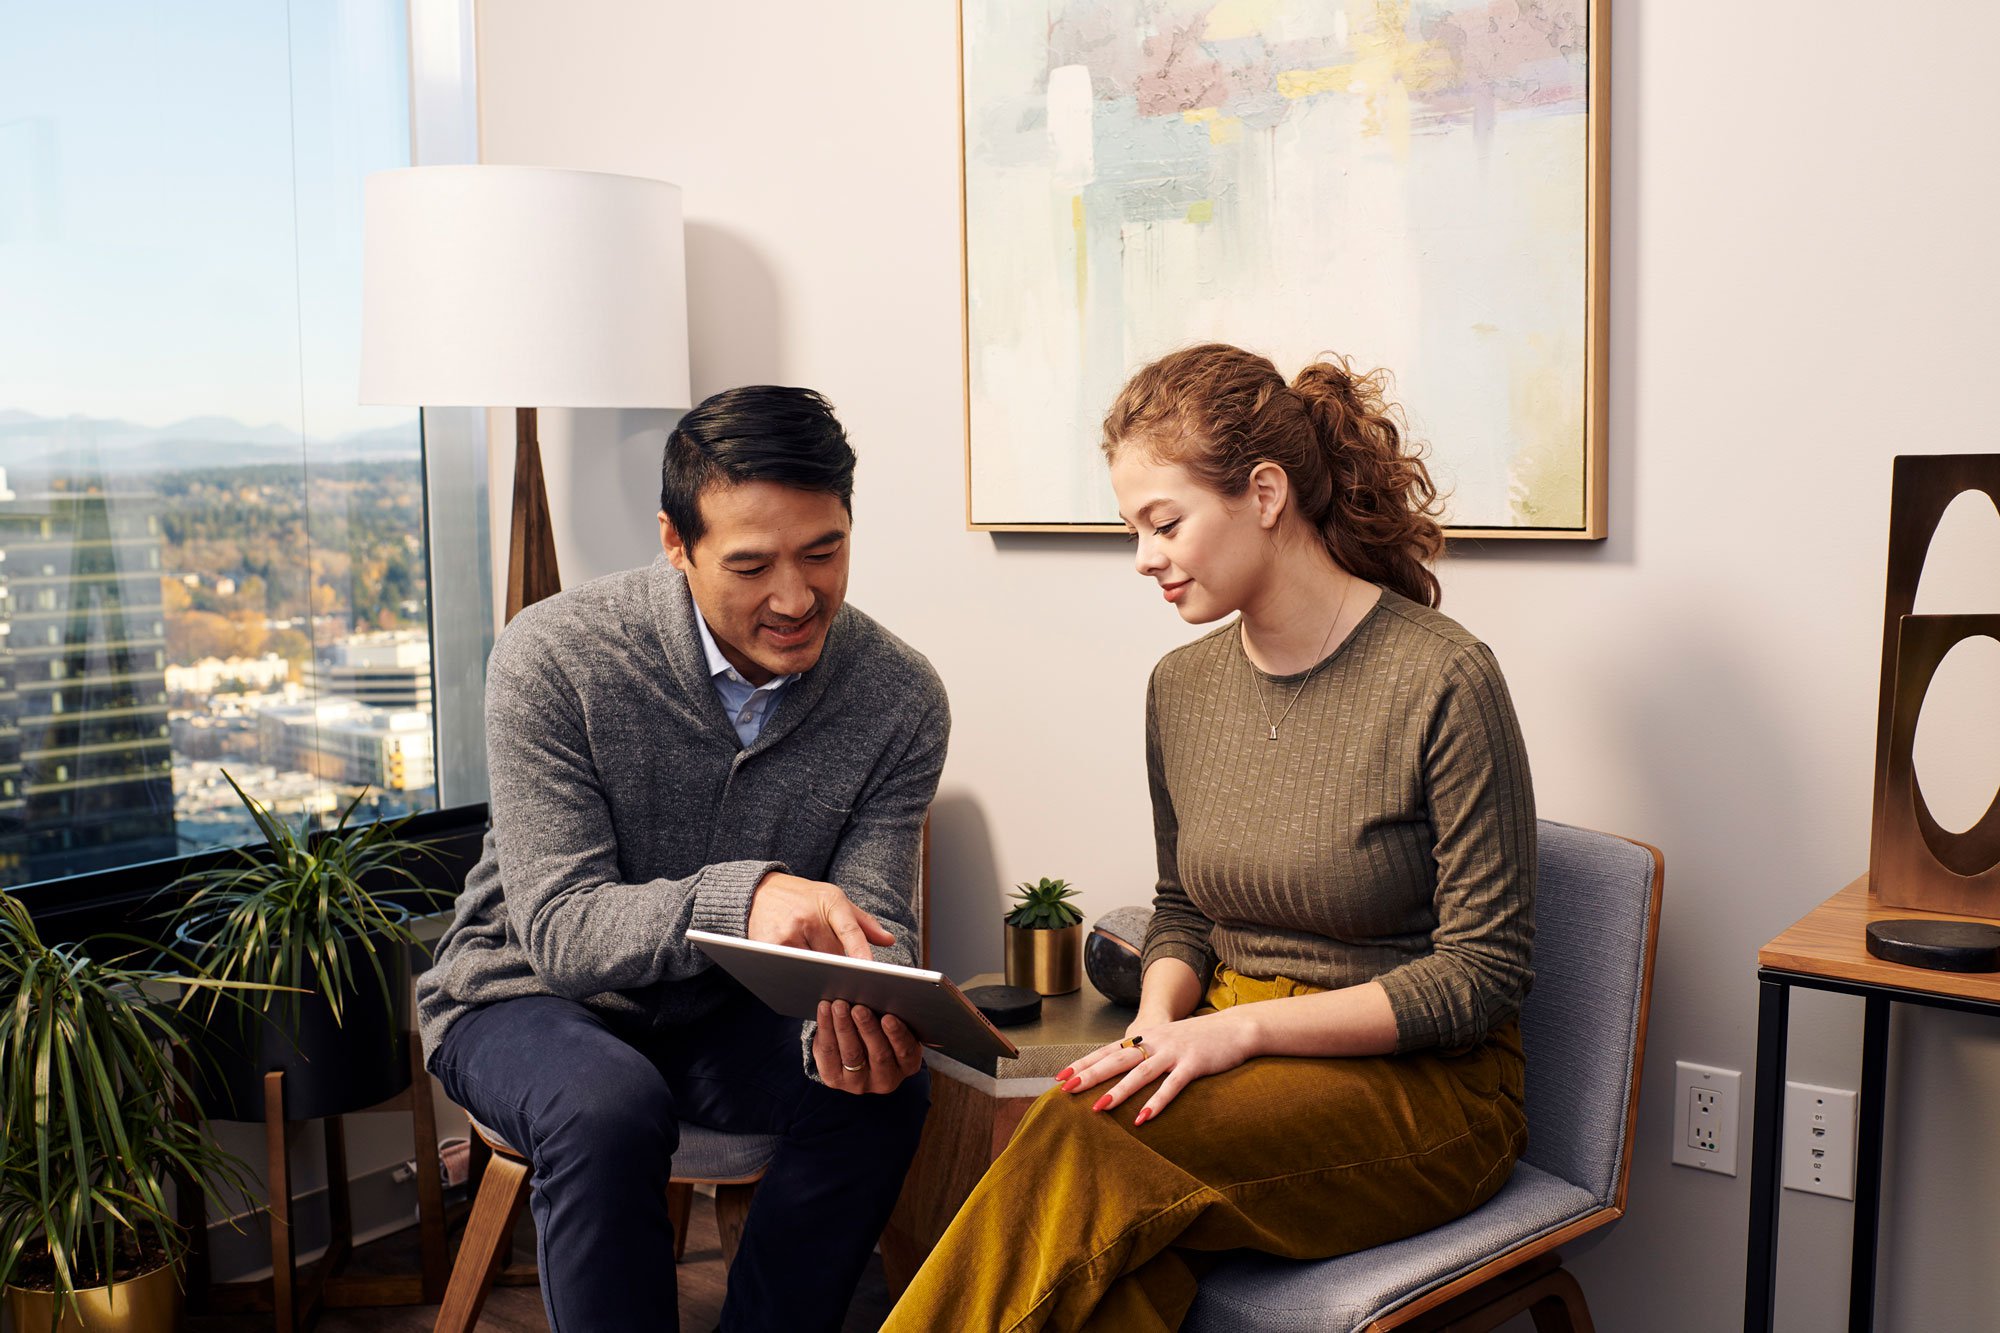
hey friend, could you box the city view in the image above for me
[0,412,436,886]
[4,1,436,888]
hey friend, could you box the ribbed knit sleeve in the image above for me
[1140,669,1217,985]
[1373,643,1536,1051]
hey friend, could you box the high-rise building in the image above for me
[313,631,433,710]
[0,473,27,881]
[0,480,177,882]
[256,696,435,793]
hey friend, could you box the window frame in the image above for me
[13,800,488,945]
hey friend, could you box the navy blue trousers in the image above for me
[431,992,930,1332]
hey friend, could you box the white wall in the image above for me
[476,2,2000,1329]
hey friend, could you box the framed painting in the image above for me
[960,0,1609,538]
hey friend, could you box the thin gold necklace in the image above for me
[1251,576,1359,742]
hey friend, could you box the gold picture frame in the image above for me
[960,0,1610,539]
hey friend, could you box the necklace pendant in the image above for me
[1267,726,1279,741]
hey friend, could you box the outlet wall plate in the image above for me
[1782,1082,1858,1199]
[1672,1060,1742,1175]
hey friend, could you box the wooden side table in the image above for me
[177,1036,449,1333]
[879,974,1134,1298]
[1745,875,2000,1332]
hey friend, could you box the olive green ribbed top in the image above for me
[1140,589,1536,1053]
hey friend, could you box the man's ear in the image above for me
[1247,461,1290,530]
[658,510,694,572]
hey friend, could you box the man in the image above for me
[417,385,946,1332]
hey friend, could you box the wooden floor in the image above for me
[192,1191,892,1332]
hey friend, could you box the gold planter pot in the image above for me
[5,1260,180,1333]
[1004,922,1083,995]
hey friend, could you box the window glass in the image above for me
[0,1,435,885]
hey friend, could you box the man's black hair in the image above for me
[659,385,857,554]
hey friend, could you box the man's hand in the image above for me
[813,999,924,1095]
[747,872,894,959]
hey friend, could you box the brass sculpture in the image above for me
[1868,455,2000,916]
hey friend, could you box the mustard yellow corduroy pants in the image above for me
[882,968,1527,1333]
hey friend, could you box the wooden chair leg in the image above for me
[467,1133,521,1271]
[713,1183,756,1271]
[1526,1267,1595,1333]
[171,1045,214,1313]
[433,1151,532,1333]
[408,1042,450,1302]
[263,1071,297,1333]
[325,1114,354,1279]
[667,1182,694,1262]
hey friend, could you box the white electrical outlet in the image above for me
[1782,1082,1858,1200]
[1672,1061,1742,1175]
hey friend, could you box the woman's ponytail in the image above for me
[1289,357,1444,608]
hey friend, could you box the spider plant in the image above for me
[156,770,449,1028]
[0,891,261,1329]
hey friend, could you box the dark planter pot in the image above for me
[178,915,414,1123]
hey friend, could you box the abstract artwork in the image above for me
[961,0,1607,535]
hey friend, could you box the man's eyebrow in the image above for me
[719,530,847,564]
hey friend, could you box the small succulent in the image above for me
[1005,877,1083,930]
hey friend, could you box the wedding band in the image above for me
[841,1059,867,1072]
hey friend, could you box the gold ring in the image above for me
[841,1059,867,1072]
[1119,1035,1144,1050]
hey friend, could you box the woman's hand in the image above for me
[1055,1009,1257,1125]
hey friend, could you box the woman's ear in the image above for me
[1248,461,1289,530]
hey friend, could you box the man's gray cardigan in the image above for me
[415,556,949,1068]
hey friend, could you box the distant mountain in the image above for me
[0,410,421,474]
[327,423,428,456]
[153,416,302,446]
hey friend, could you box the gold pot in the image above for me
[4,1260,180,1333]
[1004,922,1083,995]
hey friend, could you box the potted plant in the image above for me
[157,770,449,1122]
[0,892,260,1333]
[1003,877,1084,996]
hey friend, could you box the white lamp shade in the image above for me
[360,165,690,409]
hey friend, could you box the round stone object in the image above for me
[1865,918,2000,972]
[1085,906,1154,1008]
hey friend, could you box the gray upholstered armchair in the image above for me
[1184,820,1665,1333]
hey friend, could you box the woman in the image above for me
[885,344,1536,1332]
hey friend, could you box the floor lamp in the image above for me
[359,165,690,622]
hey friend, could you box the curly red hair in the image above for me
[1101,343,1445,608]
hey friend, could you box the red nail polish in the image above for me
[1056,1067,1075,1082]
[1135,1108,1152,1126]
[1092,1095,1113,1113]
[1063,1078,1082,1093]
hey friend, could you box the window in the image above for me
[0,2,485,890]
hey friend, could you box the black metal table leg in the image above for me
[1745,973,1791,1332]
[1848,995,1890,1331]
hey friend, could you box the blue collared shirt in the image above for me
[694,613,797,746]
